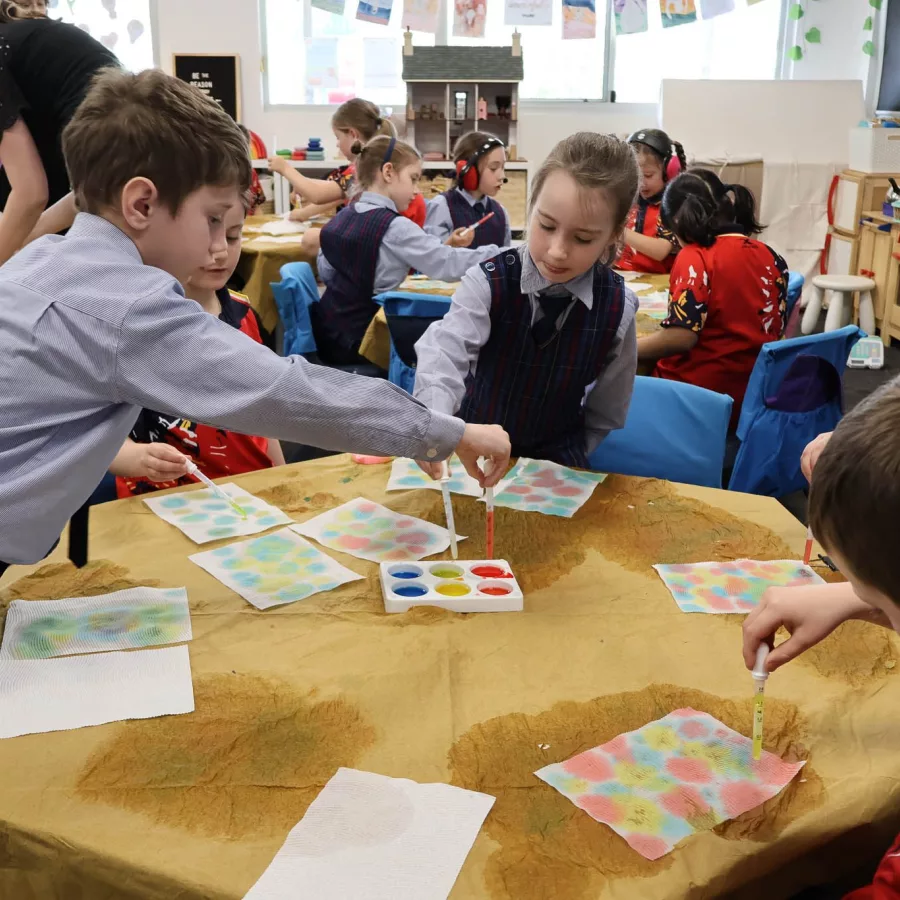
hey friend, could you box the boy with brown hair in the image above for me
[0,68,509,573]
[743,378,900,899]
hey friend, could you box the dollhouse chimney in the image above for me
[512,30,521,57]
[404,27,413,56]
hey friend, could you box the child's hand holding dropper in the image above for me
[109,439,190,483]
[417,423,509,488]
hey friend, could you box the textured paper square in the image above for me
[144,483,292,544]
[562,0,596,38]
[292,498,466,562]
[402,0,440,31]
[535,708,805,861]
[453,0,486,37]
[654,559,825,614]
[491,458,606,517]
[190,529,363,610]
[699,0,733,18]
[660,0,696,26]
[0,587,192,660]
[243,768,495,900]
[614,0,648,34]
[386,456,484,499]
[0,646,194,739]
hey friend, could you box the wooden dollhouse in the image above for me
[402,31,524,162]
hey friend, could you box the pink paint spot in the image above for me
[408,546,427,557]
[667,565,691,574]
[576,793,622,824]
[670,709,695,718]
[751,752,796,784]
[686,575,705,585]
[506,485,532,495]
[396,519,414,528]
[562,750,614,782]
[358,502,378,513]
[665,757,713,783]
[337,535,371,550]
[721,781,771,818]
[659,785,710,819]
[554,486,583,497]
[725,576,751,596]
[396,530,430,544]
[625,833,670,861]
[705,594,735,612]
[678,720,709,739]
[603,735,634,762]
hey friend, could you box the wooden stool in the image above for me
[801,274,876,335]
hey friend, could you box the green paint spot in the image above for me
[805,26,821,43]
[864,15,874,29]
[864,39,876,55]
[788,44,804,60]
[788,3,804,19]
[340,477,352,484]
[870,0,882,9]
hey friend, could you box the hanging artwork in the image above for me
[505,0,552,27]
[453,0,487,37]
[660,0,696,27]
[402,0,441,32]
[357,0,394,25]
[306,39,339,90]
[562,0,596,38]
[536,708,806,860]
[699,0,733,17]
[614,0,648,34]
[312,0,346,13]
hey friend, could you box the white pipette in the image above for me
[184,459,248,520]
[440,460,458,560]
[751,643,770,760]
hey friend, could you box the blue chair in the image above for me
[787,271,805,318]
[271,262,383,377]
[728,324,864,497]
[587,377,733,489]
[379,292,451,394]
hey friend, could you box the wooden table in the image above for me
[1,455,897,899]
[359,272,670,371]
[236,215,319,334]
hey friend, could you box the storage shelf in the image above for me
[256,159,529,171]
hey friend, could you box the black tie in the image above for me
[473,201,486,218]
[532,293,572,347]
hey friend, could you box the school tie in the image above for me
[473,201,486,218]
[532,292,573,347]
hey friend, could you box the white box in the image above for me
[849,128,900,174]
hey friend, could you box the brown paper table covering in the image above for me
[1,453,897,900]
[236,215,320,334]
[359,272,670,371]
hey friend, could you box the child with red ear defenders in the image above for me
[425,132,512,249]
[617,128,687,274]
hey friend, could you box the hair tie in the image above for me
[375,116,383,127]
[723,183,736,193]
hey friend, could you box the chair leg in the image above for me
[859,290,876,336]
[823,289,845,332]
[801,285,824,334]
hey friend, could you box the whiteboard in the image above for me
[660,80,865,164]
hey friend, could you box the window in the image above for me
[51,0,155,73]
[613,0,783,103]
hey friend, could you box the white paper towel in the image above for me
[243,768,495,900]
[0,646,195,739]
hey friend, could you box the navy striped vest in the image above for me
[444,190,507,248]
[459,251,626,468]
[318,205,397,352]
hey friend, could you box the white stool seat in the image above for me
[812,274,875,292]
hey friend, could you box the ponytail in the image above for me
[726,182,763,237]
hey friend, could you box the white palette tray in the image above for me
[380,560,523,614]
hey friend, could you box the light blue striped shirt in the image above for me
[424,188,512,247]
[0,213,465,564]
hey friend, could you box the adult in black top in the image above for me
[0,3,119,258]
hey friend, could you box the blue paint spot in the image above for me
[161,497,189,509]
[393,584,428,597]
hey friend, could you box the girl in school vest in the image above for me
[425,131,512,249]
[637,169,787,428]
[413,132,641,470]
[617,128,687,275]
[314,135,501,367]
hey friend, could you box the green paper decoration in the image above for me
[869,0,882,9]
[864,15,873,29]
[788,2,804,19]
[805,26,820,43]
[863,39,875,56]
[788,44,803,60]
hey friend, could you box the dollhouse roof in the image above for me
[402,46,524,83]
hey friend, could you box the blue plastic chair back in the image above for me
[588,377,733,488]
[786,271,804,318]
[380,292,451,394]
[728,325,863,496]
[270,262,319,357]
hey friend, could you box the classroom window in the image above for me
[613,0,783,103]
[50,0,155,73]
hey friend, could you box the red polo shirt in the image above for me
[618,194,679,274]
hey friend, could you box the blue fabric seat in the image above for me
[787,271,805,318]
[271,262,384,377]
[728,324,863,497]
[587,376,733,488]
[379,292,451,394]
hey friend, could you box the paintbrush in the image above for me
[751,644,770,761]
[440,460,458,560]
[184,460,248,519]
[803,525,813,566]
[461,211,495,238]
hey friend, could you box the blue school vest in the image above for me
[444,190,507,249]
[459,251,626,468]
[318,205,397,351]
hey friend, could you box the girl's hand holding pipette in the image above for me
[111,440,191,483]
[416,424,509,487]
[446,227,474,248]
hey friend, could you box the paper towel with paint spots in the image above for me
[386,456,484,498]
[653,559,824,614]
[291,497,465,562]
[535,708,805,860]
[490,458,606,518]
[143,483,292,544]
[190,529,363,610]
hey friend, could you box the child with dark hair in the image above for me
[414,132,641,470]
[425,131,511,249]
[637,168,787,427]
[315,134,500,366]
[617,128,687,274]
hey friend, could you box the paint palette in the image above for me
[379,560,523,614]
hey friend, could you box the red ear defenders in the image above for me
[627,129,683,183]
[456,137,507,192]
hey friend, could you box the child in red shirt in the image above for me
[111,200,284,496]
[617,128,686,274]
[637,169,787,427]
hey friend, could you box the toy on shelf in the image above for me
[477,97,487,120]
[304,138,325,161]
